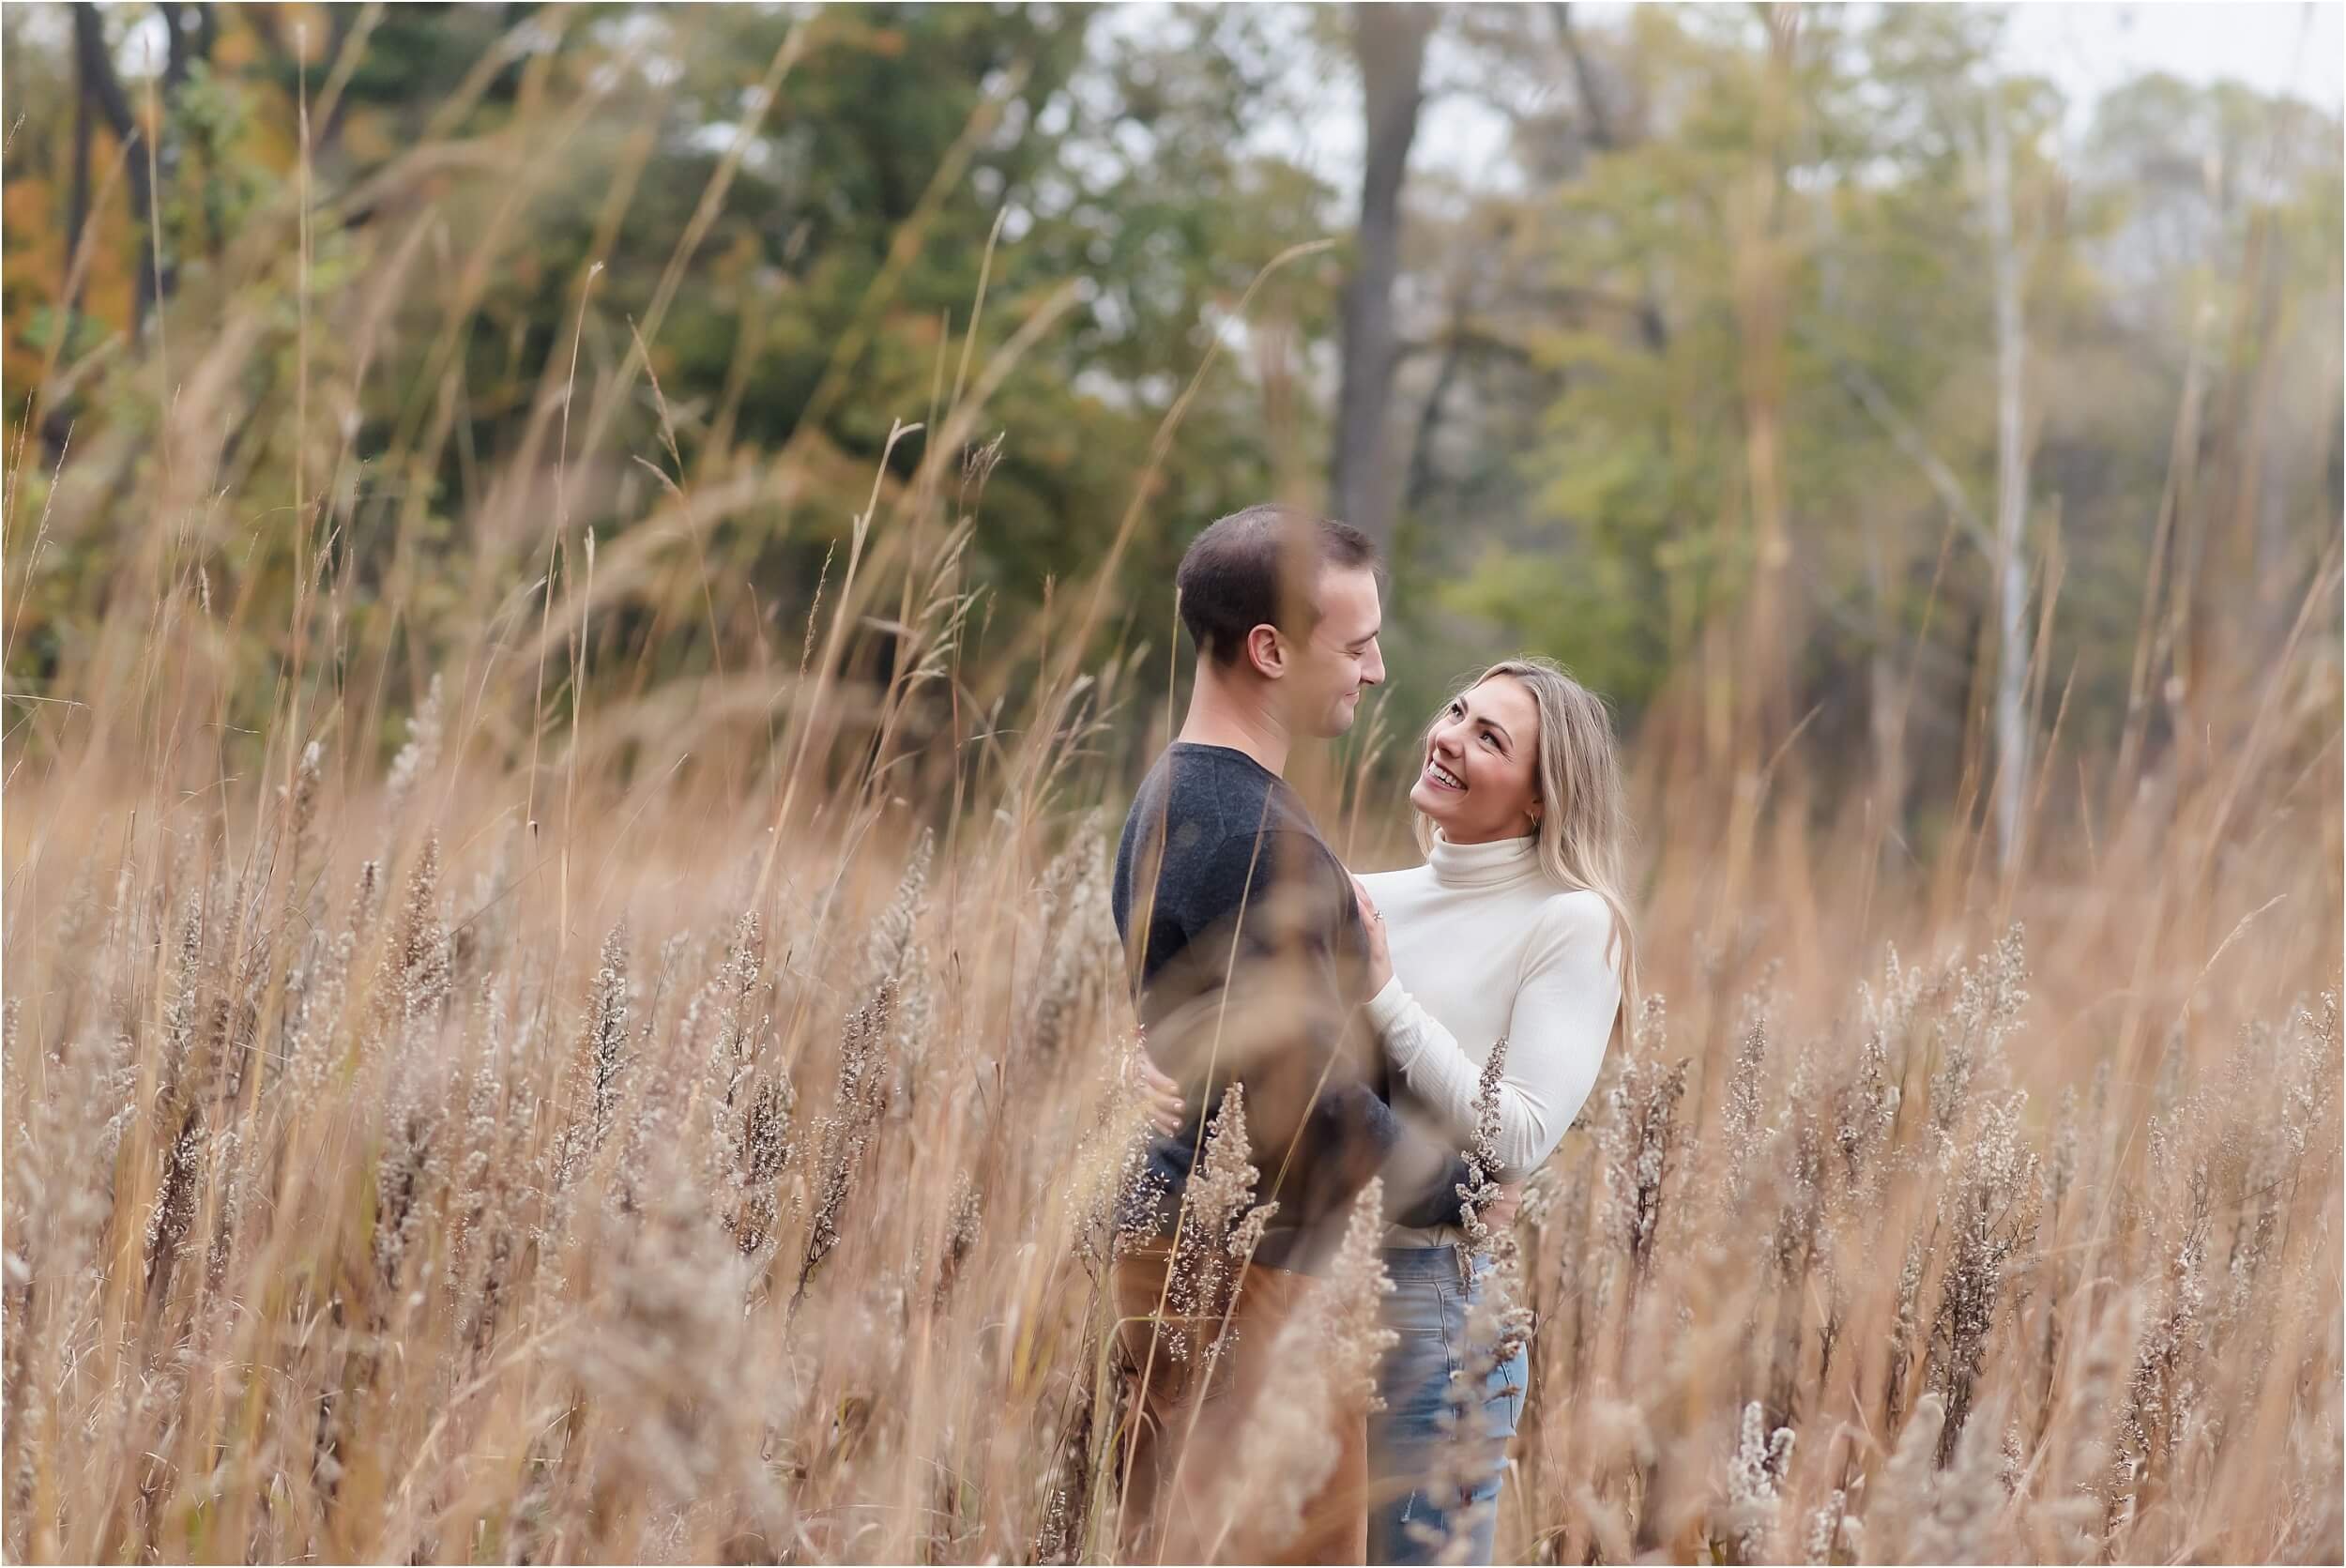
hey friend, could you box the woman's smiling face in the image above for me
[1409,673,1543,844]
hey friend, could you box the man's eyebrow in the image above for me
[1348,626,1380,647]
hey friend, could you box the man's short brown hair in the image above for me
[1174,504,1379,667]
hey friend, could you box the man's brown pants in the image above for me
[1109,1246,1368,1564]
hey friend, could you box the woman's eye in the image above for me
[1482,733,1499,750]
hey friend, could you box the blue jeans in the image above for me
[1368,1247,1529,1565]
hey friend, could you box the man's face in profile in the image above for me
[1285,564,1386,739]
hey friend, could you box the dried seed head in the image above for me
[1455,1034,1511,1271]
[383,674,444,827]
[1725,1400,1796,1561]
[556,923,632,1197]
[860,830,933,998]
[799,981,895,1301]
[1165,1084,1277,1367]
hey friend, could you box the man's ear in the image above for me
[1243,623,1287,681]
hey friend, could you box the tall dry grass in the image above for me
[7,431,2338,1561]
[4,55,2341,1562]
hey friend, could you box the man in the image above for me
[1108,503,1486,1563]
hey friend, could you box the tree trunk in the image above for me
[1865,528,1910,832]
[70,2,160,333]
[1984,89,2032,872]
[65,32,95,320]
[1402,322,1464,512]
[162,3,215,91]
[43,50,102,458]
[1332,2,1434,546]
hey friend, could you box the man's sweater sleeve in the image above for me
[1363,892,1621,1180]
[1381,1108,1483,1229]
[1287,837,1477,1230]
[1200,830,1473,1233]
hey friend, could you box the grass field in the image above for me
[5,425,2338,1562]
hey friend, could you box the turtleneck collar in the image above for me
[1425,830,1542,890]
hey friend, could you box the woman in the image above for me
[1352,657,1634,1565]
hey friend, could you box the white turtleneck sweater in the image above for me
[1360,832,1622,1247]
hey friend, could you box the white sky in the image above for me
[1399,1,2346,183]
[2004,1,2342,129]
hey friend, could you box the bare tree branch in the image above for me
[1551,3,1618,152]
[1831,358,1998,560]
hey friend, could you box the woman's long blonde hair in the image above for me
[1411,657,1640,1033]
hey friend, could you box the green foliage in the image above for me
[1416,3,2336,788]
[4,2,2338,804]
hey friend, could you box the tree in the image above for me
[1332,2,1435,548]
[4,3,1353,745]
